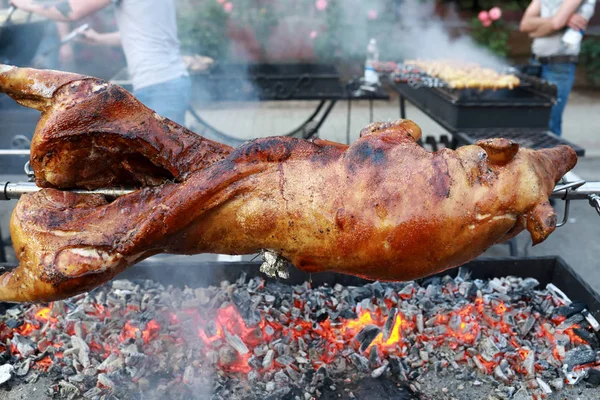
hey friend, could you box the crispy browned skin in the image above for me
[0,65,577,302]
[0,65,232,189]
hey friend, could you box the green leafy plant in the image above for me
[580,37,600,86]
[177,0,230,59]
[470,17,510,57]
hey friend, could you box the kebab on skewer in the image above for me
[0,65,576,302]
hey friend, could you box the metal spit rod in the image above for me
[1,182,134,201]
[1,180,600,201]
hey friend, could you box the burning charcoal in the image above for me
[218,346,239,366]
[286,365,301,382]
[563,345,597,370]
[125,352,146,367]
[536,377,552,394]
[519,315,536,337]
[355,325,381,353]
[59,380,81,400]
[416,313,424,333]
[449,314,461,331]
[263,349,275,369]
[295,356,309,365]
[224,330,249,355]
[183,365,195,385]
[521,278,539,290]
[12,333,35,357]
[512,388,532,400]
[434,325,447,335]
[371,362,389,378]
[14,359,31,377]
[83,387,103,399]
[549,377,564,390]
[274,370,289,384]
[97,373,116,391]
[264,294,276,305]
[5,319,23,329]
[368,346,380,369]
[0,364,13,386]
[573,328,600,348]
[489,279,508,294]
[275,355,295,366]
[494,365,509,382]
[315,309,328,323]
[480,337,500,361]
[70,335,91,368]
[349,353,370,372]
[265,381,276,392]
[556,313,584,331]
[554,301,586,318]
[383,308,397,341]
[350,286,372,302]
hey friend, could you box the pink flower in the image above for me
[478,11,489,23]
[217,0,225,3]
[315,0,327,11]
[489,7,502,20]
[367,10,378,20]
[224,2,233,12]
[310,30,318,39]
[482,19,492,27]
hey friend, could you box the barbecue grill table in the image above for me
[390,77,586,157]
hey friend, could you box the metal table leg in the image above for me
[399,95,406,119]
[0,225,6,263]
[187,100,338,145]
[346,98,352,145]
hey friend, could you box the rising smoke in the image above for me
[333,0,509,69]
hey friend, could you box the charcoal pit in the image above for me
[0,256,598,400]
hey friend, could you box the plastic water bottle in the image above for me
[364,38,380,84]
[562,0,596,50]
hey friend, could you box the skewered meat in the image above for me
[0,65,577,302]
[404,59,520,90]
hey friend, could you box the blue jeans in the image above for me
[540,62,576,137]
[134,75,192,127]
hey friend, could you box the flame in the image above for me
[494,302,507,315]
[33,356,53,371]
[564,325,587,346]
[517,348,530,361]
[142,320,161,344]
[35,307,52,321]
[15,322,34,336]
[476,355,496,373]
[120,321,140,342]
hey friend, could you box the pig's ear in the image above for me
[526,201,557,245]
[476,138,519,165]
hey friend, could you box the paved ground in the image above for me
[1,90,599,296]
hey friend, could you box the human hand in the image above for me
[568,14,588,31]
[79,28,102,45]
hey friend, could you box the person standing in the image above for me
[519,0,596,137]
[9,0,191,126]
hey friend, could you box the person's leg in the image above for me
[133,76,192,127]
[541,63,576,137]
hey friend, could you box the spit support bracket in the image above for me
[550,179,600,226]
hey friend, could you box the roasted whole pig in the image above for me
[0,65,577,302]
